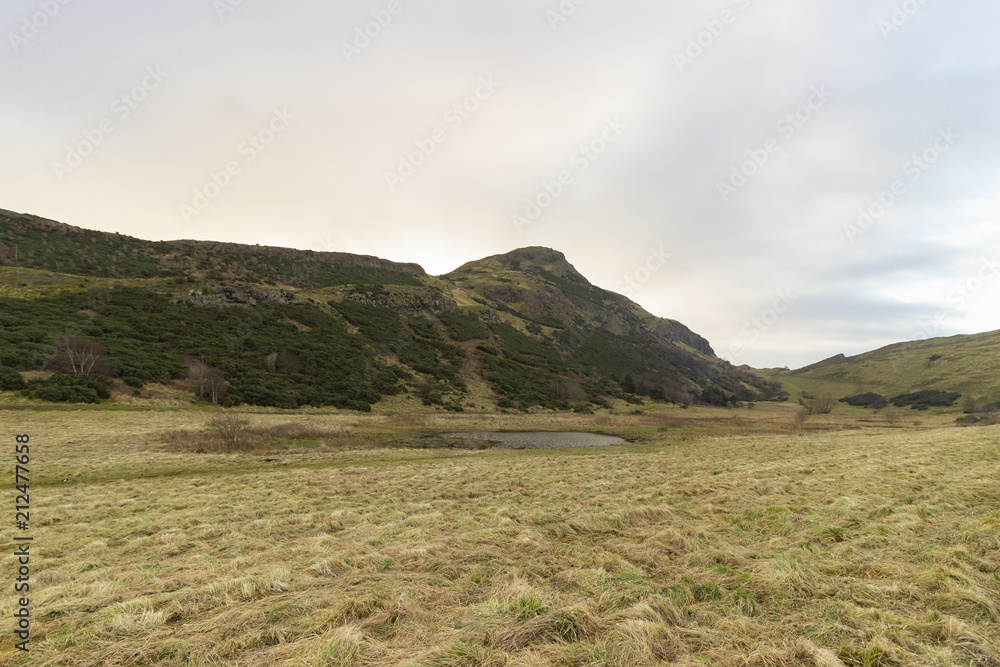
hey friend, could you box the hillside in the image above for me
[0,208,425,287]
[0,210,781,410]
[760,330,1000,406]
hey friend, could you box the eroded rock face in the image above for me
[345,290,456,317]
[186,284,309,307]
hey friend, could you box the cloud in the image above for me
[1,0,998,367]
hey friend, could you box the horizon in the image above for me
[2,1,998,369]
[4,206,996,372]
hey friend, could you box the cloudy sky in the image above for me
[2,0,998,369]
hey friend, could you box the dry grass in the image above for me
[161,417,362,454]
[0,405,997,666]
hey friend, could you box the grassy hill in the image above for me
[759,330,1000,408]
[0,211,781,411]
[0,208,425,287]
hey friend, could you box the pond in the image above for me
[443,431,627,449]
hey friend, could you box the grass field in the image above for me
[1,403,998,666]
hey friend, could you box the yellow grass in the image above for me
[0,405,997,666]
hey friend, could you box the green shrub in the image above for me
[890,390,962,410]
[438,310,489,341]
[27,373,110,403]
[840,392,887,408]
[0,367,26,391]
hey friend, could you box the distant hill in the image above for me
[0,209,782,410]
[0,208,424,287]
[760,330,1000,406]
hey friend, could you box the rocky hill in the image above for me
[0,209,783,410]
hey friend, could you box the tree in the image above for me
[45,336,113,378]
[184,358,228,405]
[963,395,977,414]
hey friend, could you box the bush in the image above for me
[801,395,834,415]
[28,373,110,403]
[207,414,254,451]
[0,367,26,391]
[890,390,962,410]
[840,392,886,408]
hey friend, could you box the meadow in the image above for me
[1,402,997,666]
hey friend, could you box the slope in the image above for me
[0,212,781,410]
[761,330,1000,405]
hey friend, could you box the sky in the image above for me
[2,0,998,369]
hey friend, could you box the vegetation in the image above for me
[0,365,25,390]
[0,210,423,287]
[437,310,490,341]
[26,373,111,403]
[7,405,999,666]
[839,392,888,409]
[890,389,963,411]
[4,213,996,411]
[765,330,1000,405]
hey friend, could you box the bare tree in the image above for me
[45,336,113,378]
[183,357,229,405]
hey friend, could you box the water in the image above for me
[444,431,626,449]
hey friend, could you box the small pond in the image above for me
[444,431,627,449]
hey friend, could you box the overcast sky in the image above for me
[2,0,998,368]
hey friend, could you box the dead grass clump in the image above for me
[316,625,369,666]
[161,418,360,453]
[209,413,253,449]
[389,412,427,428]
[417,640,508,667]
[744,639,828,667]
[332,593,385,624]
[605,619,681,665]
[496,605,601,649]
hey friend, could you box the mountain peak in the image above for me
[446,246,587,282]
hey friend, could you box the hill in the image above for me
[0,210,782,411]
[760,330,1000,408]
